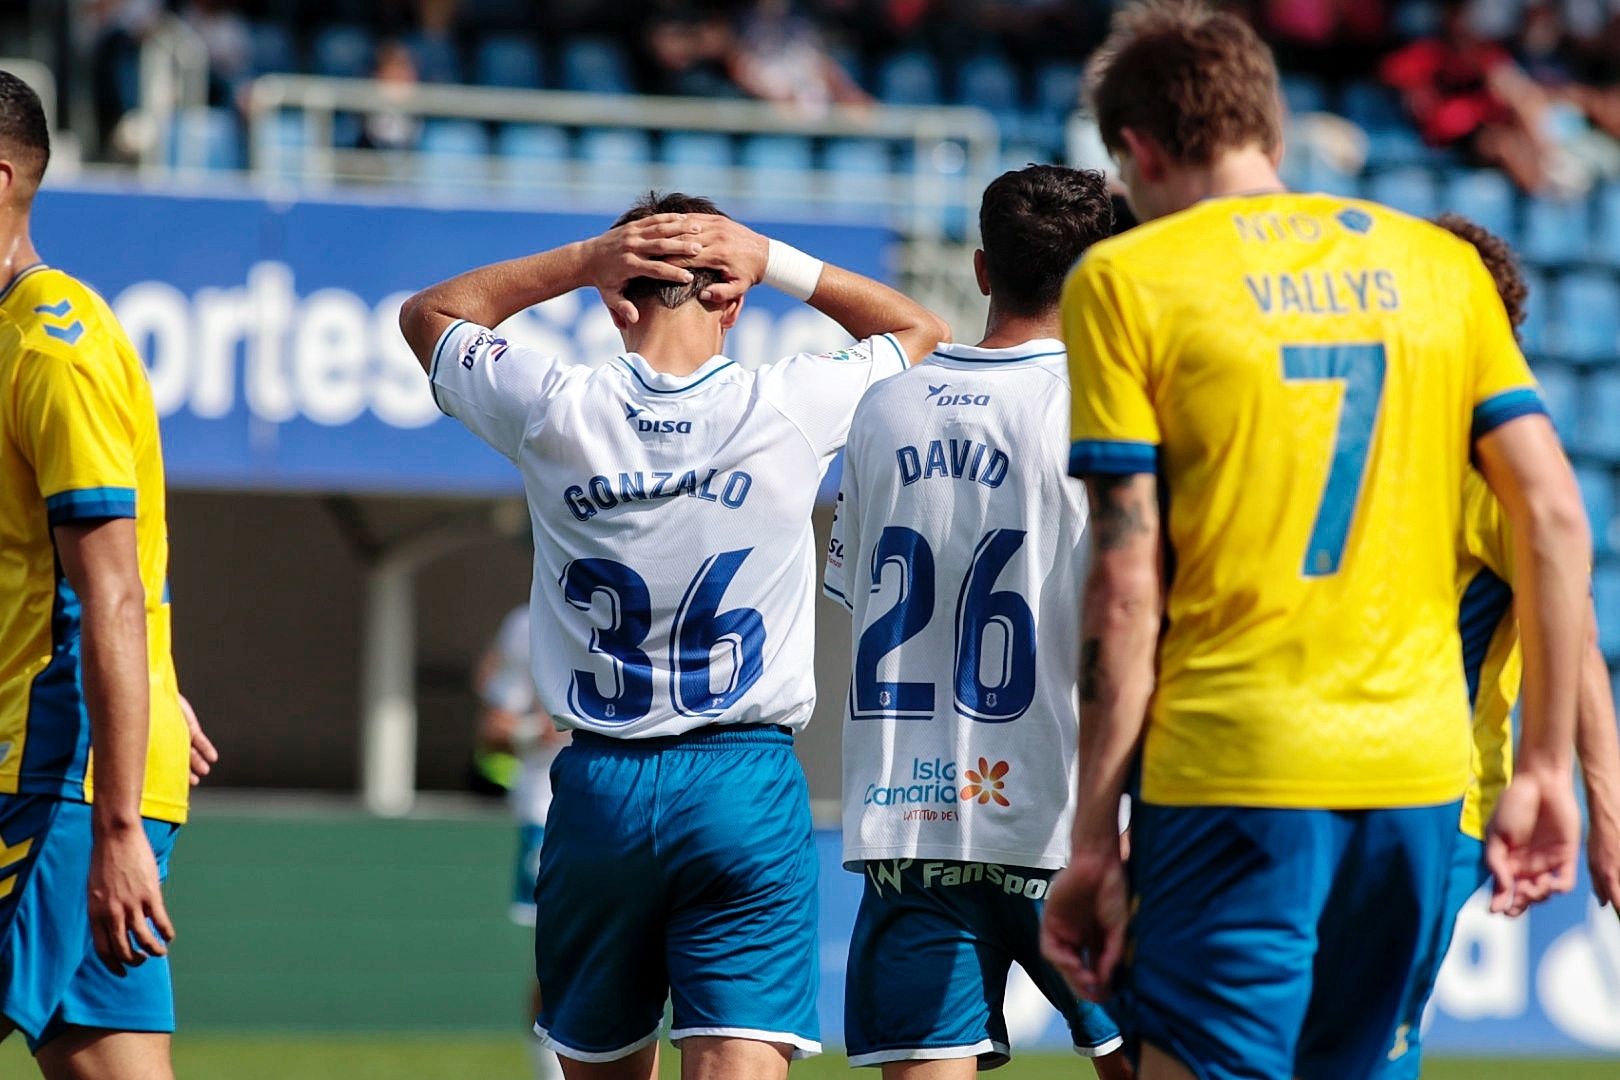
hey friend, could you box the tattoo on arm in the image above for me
[1088,474,1154,551]
[1079,638,1102,704]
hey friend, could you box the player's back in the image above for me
[431,321,909,740]
[0,266,189,823]
[1065,192,1543,809]
[826,340,1087,869]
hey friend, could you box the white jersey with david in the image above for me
[433,319,908,738]
[824,339,1087,870]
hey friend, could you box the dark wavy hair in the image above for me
[980,165,1114,315]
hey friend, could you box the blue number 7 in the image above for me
[1281,343,1387,577]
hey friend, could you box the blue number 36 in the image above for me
[1281,343,1387,577]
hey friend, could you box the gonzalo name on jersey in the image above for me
[562,467,755,521]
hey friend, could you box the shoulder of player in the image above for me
[5,269,120,360]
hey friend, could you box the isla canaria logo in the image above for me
[961,758,1011,806]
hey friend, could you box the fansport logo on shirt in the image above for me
[863,756,1014,818]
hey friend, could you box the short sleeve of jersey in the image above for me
[1063,256,1160,477]
[822,463,858,612]
[479,606,537,714]
[1460,471,1515,581]
[1462,251,1546,442]
[757,333,909,464]
[12,344,139,525]
[429,320,566,461]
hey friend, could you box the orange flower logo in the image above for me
[960,758,1011,807]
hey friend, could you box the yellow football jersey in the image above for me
[1456,471,1519,841]
[0,265,189,824]
[1064,193,1542,809]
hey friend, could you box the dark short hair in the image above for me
[979,165,1114,315]
[612,191,730,308]
[0,70,49,189]
[1434,213,1528,341]
[1088,1,1282,166]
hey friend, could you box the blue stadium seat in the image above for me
[1596,564,1620,660]
[1521,195,1589,265]
[1445,169,1516,241]
[662,131,732,169]
[579,128,651,166]
[824,138,893,220]
[1367,168,1439,218]
[166,107,242,172]
[1034,63,1082,118]
[311,25,373,79]
[1521,269,1550,355]
[562,37,632,94]
[740,134,814,203]
[1594,181,1620,267]
[1535,364,1576,441]
[1341,81,1406,132]
[249,22,297,75]
[1280,73,1328,115]
[473,35,544,89]
[1576,367,1620,461]
[495,124,569,190]
[1578,467,1614,556]
[956,54,1020,117]
[877,51,942,106]
[404,33,461,84]
[1551,272,1620,364]
[418,119,490,194]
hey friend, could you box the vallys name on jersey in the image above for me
[562,467,755,521]
[863,756,1014,819]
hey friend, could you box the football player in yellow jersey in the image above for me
[1038,6,1591,1080]
[0,71,212,1079]
[1377,215,1620,1079]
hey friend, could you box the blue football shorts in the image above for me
[845,859,1123,1069]
[1374,831,1489,1079]
[532,724,819,1062]
[0,794,180,1052]
[509,823,544,927]
[1117,799,1460,1080]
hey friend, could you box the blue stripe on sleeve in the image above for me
[427,319,469,416]
[1068,440,1159,478]
[1471,388,1548,442]
[45,487,137,525]
[881,333,908,373]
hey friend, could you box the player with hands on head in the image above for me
[400,191,948,1080]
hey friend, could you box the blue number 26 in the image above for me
[1281,343,1387,577]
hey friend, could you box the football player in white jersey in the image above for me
[475,604,568,1080]
[823,166,1129,1079]
[400,193,949,1080]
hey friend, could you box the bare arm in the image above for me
[399,214,706,368]
[692,217,950,362]
[55,518,175,973]
[1041,472,1161,1001]
[1575,608,1620,905]
[1475,414,1589,911]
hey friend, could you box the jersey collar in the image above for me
[0,262,49,305]
[618,353,738,395]
[929,338,1066,368]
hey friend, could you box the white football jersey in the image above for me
[433,319,908,739]
[823,339,1088,869]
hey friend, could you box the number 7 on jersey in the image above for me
[1282,343,1387,577]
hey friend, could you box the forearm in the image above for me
[1576,627,1620,834]
[82,589,151,833]
[1511,505,1590,773]
[400,244,591,369]
[804,263,950,363]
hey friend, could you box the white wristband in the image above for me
[764,239,824,302]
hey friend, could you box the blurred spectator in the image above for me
[85,0,163,147]
[729,0,871,117]
[643,4,743,97]
[1381,0,1559,191]
[1260,0,1390,81]
[182,0,253,108]
[358,40,422,151]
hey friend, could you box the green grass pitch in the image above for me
[2,1035,1615,1078]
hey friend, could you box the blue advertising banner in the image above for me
[32,183,893,495]
[811,833,1620,1059]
